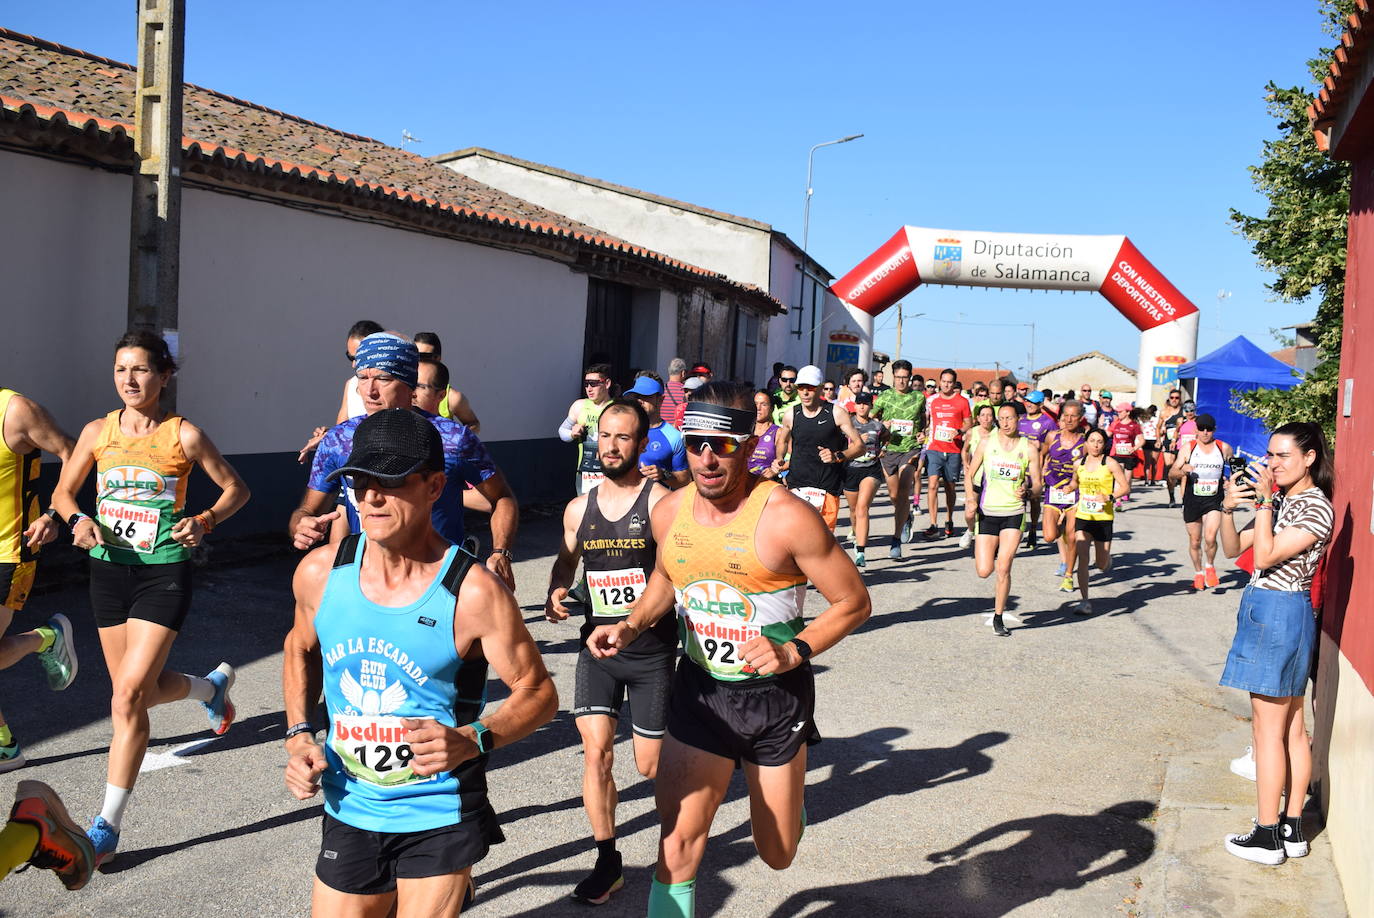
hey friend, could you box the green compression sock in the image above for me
[0,725,12,747]
[648,877,696,918]
[32,627,55,655]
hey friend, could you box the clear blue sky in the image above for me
[6,1,1335,376]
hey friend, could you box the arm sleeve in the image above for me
[558,413,578,443]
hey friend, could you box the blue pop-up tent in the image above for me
[1177,335,1302,460]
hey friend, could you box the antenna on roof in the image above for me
[401,129,423,149]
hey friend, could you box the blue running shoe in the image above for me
[1055,562,1068,578]
[38,613,78,691]
[87,816,119,868]
[0,738,25,774]
[203,662,236,735]
[901,518,913,544]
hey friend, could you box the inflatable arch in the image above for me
[831,227,1200,406]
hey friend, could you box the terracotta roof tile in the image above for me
[1309,0,1371,151]
[0,28,784,312]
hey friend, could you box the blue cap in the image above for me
[1025,390,1045,404]
[625,377,664,397]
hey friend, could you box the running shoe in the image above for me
[888,540,901,560]
[10,781,95,890]
[1059,575,1075,593]
[855,549,866,569]
[991,615,1011,637]
[922,525,941,541]
[944,522,955,538]
[901,518,913,543]
[1224,819,1285,866]
[958,530,972,550]
[571,851,624,905]
[1205,566,1220,588]
[1168,500,1177,509]
[1075,599,1093,616]
[1024,530,1038,549]
[1280,816,1309,858]
[86,816,119,868]
[37,613,78,692]
[0,738,25,774]
[1192,572,1206,591]
[1055,561,1068,578]
[203,662,236,735]
[1229,745,1256,782]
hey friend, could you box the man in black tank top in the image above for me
[774,365,862,531]
[545,399,673,905]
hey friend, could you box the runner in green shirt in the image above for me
[771,366,799,425]
[872,360,926,559]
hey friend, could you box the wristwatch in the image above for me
[489,548,514,562]
[469,721,493,755]
[42,508,61,526]
[791,638,814,661]
[67,512,90,529]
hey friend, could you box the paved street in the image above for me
[2,482,1348,916]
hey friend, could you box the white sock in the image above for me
[184,674,214,703]
[1195,569,1205,576]
[100,784,132,831]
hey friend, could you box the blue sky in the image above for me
[5,1,1336,376]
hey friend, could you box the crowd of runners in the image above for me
[0,326,1334,911]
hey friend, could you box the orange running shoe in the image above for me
[1193,572,1206,591]
[9,780,95,890]
[1205,566,1220,588]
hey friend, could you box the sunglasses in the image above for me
[343,471,414,491]
[583,379,606,387]
[346,351,357,362]
[684,433,750,456]
[779,376,797,383]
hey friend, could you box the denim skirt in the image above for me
[1219,584,1316,697]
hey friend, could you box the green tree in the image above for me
[1228,0,1353,445]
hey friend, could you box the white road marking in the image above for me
[139,737,221,772]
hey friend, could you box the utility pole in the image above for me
[893,302,902,362]
[128,0,186,407]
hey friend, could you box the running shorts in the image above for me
[1076,518,1114,543]
[315,811,501,895]
[0,561,35,611]
[843,463,882,492]
[879,448,921,477]
[924,450,962,482]
[789,488,839,530]
[666,657,819,768]
[1117,455,1139,471]
[1182,494,1223,524]
[88,557,193,631]
[976,513,1024,537]
[573,646,674,738]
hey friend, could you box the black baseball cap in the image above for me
[1195,413,1217,431]
[855,392,874,405]
[326,408,444,484]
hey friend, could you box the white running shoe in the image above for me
[1230,745,1256,782]
[958,530,972,550]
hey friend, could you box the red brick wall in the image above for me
[1323,154,1374,693]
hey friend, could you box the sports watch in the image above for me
[469,721,493,755]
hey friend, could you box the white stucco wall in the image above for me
[0,149,588,456]
[441,156,773,290]
[1035,357,1137,403]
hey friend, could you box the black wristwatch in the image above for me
[489,548,514,562]
[42,508,61,527]
[791,638,814,661]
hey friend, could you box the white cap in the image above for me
[796,365,824,387]
[683,376,706,391]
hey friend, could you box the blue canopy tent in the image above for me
[1177,335,1302,460]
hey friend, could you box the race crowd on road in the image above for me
[0,326,1335,914]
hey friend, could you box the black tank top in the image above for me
[577,480,676,655]
[788,403,847,495]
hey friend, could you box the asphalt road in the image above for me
[0,481,1340,916]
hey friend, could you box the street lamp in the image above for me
[798,133,863,362]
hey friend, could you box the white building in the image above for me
[435,148,873,382]
[1032,351,1138,403]
[0,28,782,525]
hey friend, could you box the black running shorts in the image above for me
[1075,518,1114,543]
[842,463,882,492]
[0,561,35,611]
[573,646,674,738]
[976,513,1024,537]
[88,557,192,631]
[315,812,499,895]
[666,657,819,768]
[1182,494,1223,524]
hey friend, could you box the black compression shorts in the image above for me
[573,646,674,738]
[1075,518,1114,543]
[843,463,883,492]
[88,557,192,631]
[976,513,1024,537]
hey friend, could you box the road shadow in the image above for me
[21,711,287,768]
[100,804,323,873]
[855,596,982,633]
[770,800,1156,917]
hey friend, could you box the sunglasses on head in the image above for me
[684,433,750,456]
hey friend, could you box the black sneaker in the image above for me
[992,615,1011,637]
[571,852,624,905]
[1024,530,1038,549]
[1224,820,1285,865]
[922,525,941,541]
[1280,815,1309,858]
[944,522,955,538]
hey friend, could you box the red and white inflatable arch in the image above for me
[831,227,1200,405]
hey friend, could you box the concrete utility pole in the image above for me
[128,0,186,405]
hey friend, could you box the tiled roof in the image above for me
[1270,346,1298,367]
[1308,0,1371,153]
[1032,350,1135,379]
[0,28,783,313]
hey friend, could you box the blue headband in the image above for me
[354,333,418,388]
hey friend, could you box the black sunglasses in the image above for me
[779,376,797,383]
[583,379,606,387]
